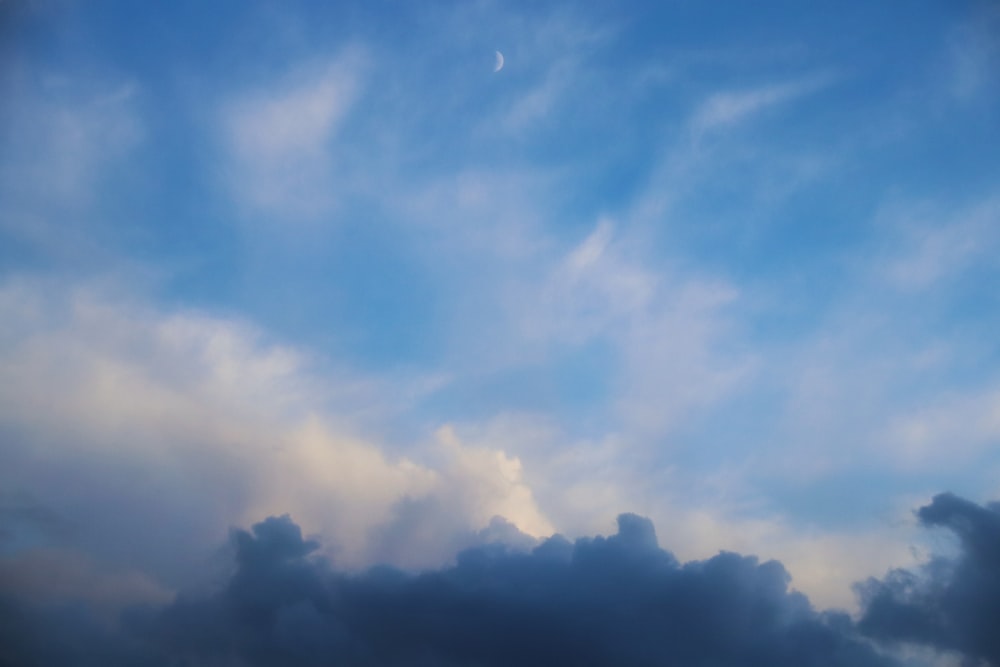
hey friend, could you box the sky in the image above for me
[1,1,999,665]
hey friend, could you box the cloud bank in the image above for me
[0,280,550,587]
[858,493,1000,666]
[2,512,899,667]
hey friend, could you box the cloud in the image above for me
[2,513,899,667]
[883,389,1000,470]
[0,73,141,259]
[857,493,1000,666]
[0,548,171,618]
[943,7,1000,102]
[399,166,556,263]
[468,6,613,136]
[219,52,363,221]
[742,191,1000,483]
[689,77,830,136]
[363,425,552,570]
[499,220,750,436]
[530,220,657,343]
[879,197,1000,291]
[0,279,551,586]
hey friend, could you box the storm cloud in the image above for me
[3,512,897,667]
[857,493,1000,666]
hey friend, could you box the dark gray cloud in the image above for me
[857,492,1000,666]
[2,512,898,667]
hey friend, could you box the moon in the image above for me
[493,50,504,73]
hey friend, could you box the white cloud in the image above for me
[0,279,552,588]
[400,167,554,260]
[884,388,1000,470]
[432,424,553,537]
[220,52,363,221]
[615,280,751,436]
[434,412,912,612]
[690,76,831,136]
[632,498,923,613]
[880,197,1000,290]
[521,221,751,435]
[528,219,656,344]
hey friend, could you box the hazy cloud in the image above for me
[690,77,831,136]
[220,52,364,221]
[0,74,141,260]
[944,7,1000,102]
[880,197,1000,291]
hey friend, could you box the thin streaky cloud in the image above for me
[689,75,834,136]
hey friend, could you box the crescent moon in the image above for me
[494,50,504,73]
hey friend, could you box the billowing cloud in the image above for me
[0,279,551,587]
[2,512,898,667]
[857,493,1000,666]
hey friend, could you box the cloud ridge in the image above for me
[3,512,900,667]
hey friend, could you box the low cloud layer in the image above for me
[858,493,1000,665]
[4,511,899,667]
[5,494,1000,666]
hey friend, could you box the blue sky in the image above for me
[2,0,999,644]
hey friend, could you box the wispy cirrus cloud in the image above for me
[884,388,1000,470]
[219,51,364,222]
[878,196,1000,291]
[689,76,833,136]
[943,6,1000,102]
[0,74,141,261]
[522,220,752,436]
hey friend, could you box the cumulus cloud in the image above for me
[857,493,1000,666]
[0,280,551,588]
[2,513,898,667]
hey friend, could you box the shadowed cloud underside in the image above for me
[3,494,1000,666]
